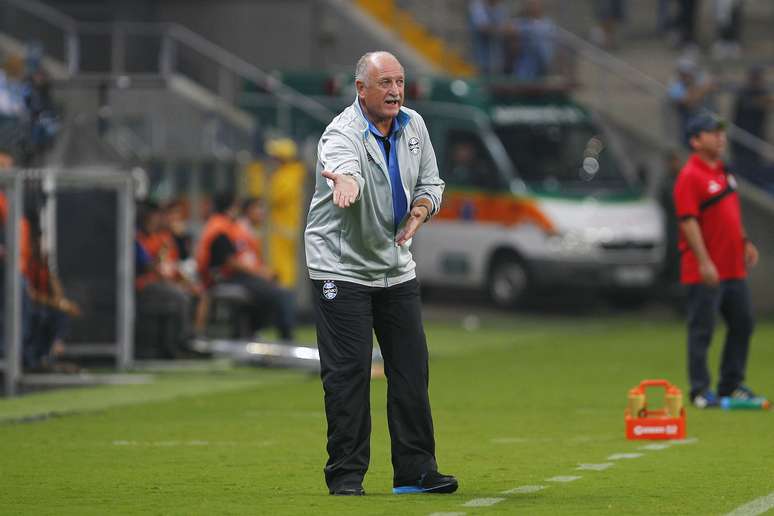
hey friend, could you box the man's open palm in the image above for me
[322,170,359,208]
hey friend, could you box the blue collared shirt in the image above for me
[360,104,409,232]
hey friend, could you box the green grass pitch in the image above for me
[1,314,773,515]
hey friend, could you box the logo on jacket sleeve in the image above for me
[322,281,338,300]
[408,137,420,155]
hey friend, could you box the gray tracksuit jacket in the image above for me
[305,98,445,287]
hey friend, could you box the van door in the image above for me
[413,127,510,288]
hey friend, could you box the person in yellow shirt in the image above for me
[264,138,306,289]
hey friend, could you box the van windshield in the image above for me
[494,123,636,195]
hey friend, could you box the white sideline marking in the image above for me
[429,513,466,516]
[725,491,774,516]
[607,453,643,460]
[546,476,581,483]
[576,463,614,471]
[670,437,698,445]
[463,498,505,507]
[501,485,546,495]
[640,443,671,451]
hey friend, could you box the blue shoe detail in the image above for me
[692,390,719,408]
[393,486,426,494]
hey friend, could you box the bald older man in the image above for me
[304,51,457,496]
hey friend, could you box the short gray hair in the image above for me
[355,52,375,84]
[354,51,401,84]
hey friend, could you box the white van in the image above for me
[412,100,665,307]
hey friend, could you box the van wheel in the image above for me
[487,257,529,309]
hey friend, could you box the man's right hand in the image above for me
[322,170,359,208]
[699,259,720,287]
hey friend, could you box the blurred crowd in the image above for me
[1,132,307,369]
[666,59,773,195]
[468,1,773,192]
[0,42,59,167]
[133,137,306,360]
[469,0,559,80]
[468,0,750,69]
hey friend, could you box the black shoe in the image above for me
[393,471,458,494]
[329,486,365,496]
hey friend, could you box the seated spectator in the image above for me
[0,68,24,118]
[469,0,510,74]
[667,57,716,146]
[162,199,193,261]
[22,62,58,159]
[731,66,773,179]
[506,0,556,82]
[236,197,270,277]
[712,0,744,60]
[135,201,196,358]
[21,208,82,372]
[196,192,295,342]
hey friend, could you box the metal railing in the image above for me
[554,26,774,163]
[0,0,334,131]
[1,167,135,397]
[1,171,22,396]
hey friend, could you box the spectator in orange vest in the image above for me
[135,202,195,358]
[196,192,294,341]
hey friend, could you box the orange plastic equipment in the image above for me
[625,379,687,440]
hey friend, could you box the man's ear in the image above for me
[355,80,365,99]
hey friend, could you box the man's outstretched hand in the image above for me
[395,205,429,246]
[322,170,360,208]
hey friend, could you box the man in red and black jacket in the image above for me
[673,113,763,408]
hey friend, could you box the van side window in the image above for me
[443,130,503,191]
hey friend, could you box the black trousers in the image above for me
[224,273,295,341]
[312,278,437,490]
[686,279,754,398]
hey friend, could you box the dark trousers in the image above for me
[677,0,699,44]
[225,273,295,341]
[312,278,437,490]
[23,303,71,369]
[686,279,754,398]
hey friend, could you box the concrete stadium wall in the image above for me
[153,0,430,74]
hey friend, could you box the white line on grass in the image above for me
[640,443,671,451]
[546,476,582,483]
[501,485,546,495]
[463,498,505,507]
[607,453,643,460]
[670,437,699,445]
[576,463,614,471]
[725,491,774,516]
[429,513,466,516]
